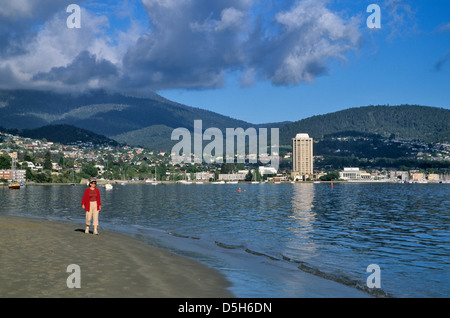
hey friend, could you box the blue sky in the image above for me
[1,0,449,124]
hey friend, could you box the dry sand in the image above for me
[0,215,233,298]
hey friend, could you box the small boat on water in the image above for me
[9,182,20,190]
[105,183,113,190]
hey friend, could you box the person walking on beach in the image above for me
[81,179,102,235]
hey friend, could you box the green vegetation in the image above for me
[0,155,11,169]
[0,125,119,147]
[280,105,449,144]
[319,171,340,181]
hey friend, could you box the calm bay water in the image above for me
[1,182,449,297]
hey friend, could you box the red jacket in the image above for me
[81,188,102,212]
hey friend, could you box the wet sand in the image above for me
[0,215,233,298]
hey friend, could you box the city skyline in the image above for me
[2,129,449,184]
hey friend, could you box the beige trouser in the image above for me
[86,201,99,226]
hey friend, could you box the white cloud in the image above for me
[1,0,362,92]
[0,0,34,18]
[382,0,417,38]
[215,7,247,32]
[248,0,361,85]
[0,1,144,91]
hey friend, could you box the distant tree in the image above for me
[319,171,340,181]
[81,164,98,179]
[23,153,35,163]
[157,163,167,181]
[43,151,52,170]
[0,155,11,169]
[33,171,52,183]
[25,168,35,182]
[58,156,65,168]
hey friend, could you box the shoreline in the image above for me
[0,215,233,298]
[3,180,448,187]
[0,214,378,298]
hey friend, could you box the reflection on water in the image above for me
[0,183,449,297]
[287,183,316,257]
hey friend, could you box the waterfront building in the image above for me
[291,133,313,180]
[411,172,425,182]
[195,171,214,181]
[389,170,409,182]
[427,173,440,182]
[218,173,246,181]
[0,169,26,183]
[339,167,371,181]
[259,166,277,176]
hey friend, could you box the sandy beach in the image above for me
[0,215,233,298]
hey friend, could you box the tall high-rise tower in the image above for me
[292,133,313,179]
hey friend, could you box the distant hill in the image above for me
[0,90,448,152]
[0,124,119,147]
[280,105,449,144]
[0,89,252,150]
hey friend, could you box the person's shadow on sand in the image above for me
[74,228,91,234]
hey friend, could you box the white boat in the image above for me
[251,169,259,184]
[105,183,113,190]
[146,178,158,185]
[212,181,225,184]
[227,181,238,184]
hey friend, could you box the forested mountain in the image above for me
[0,90,448,152]
[0,89,251,143]
[280,105,449,144]
[280,105,450,144]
